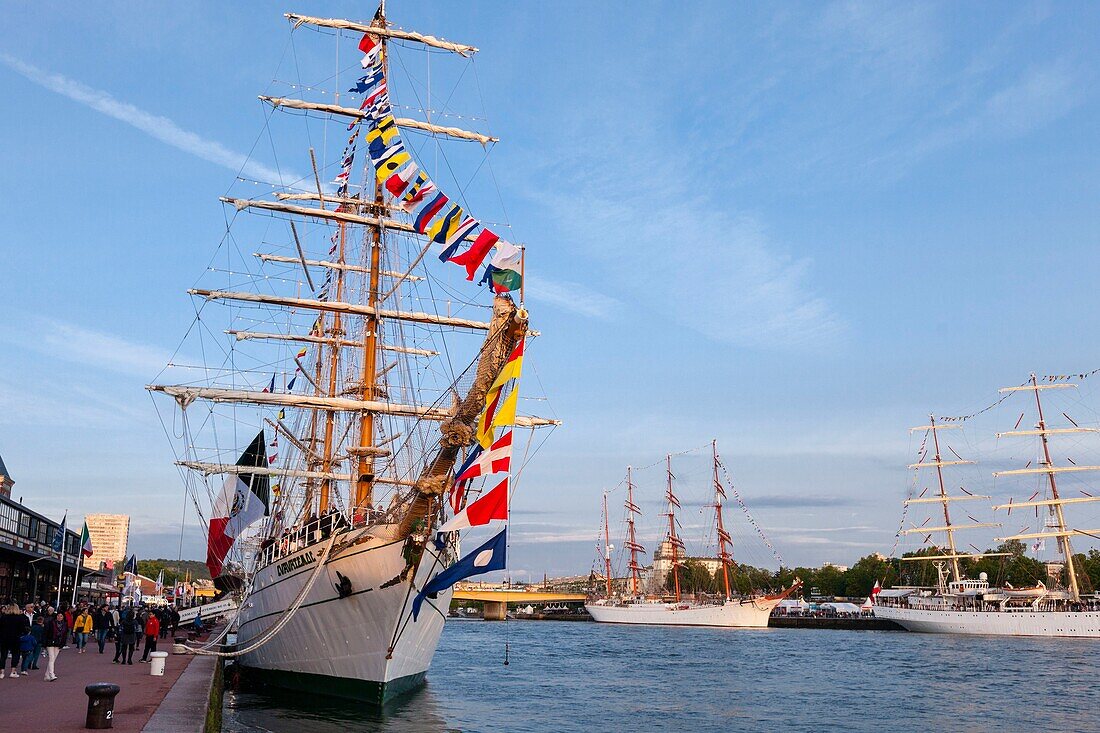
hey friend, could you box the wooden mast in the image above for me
[928,414,961,583]
[624,467,643,597]
[1030,374,1080,599]
[318,222,347,514]
[712,440,733,600]
[602,491,613,599]
[665,454,682,603]
[353,9,388,518]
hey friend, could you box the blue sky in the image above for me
[3,1,1100,577]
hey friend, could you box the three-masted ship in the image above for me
[586,442,798,627]
[875,377,1100,636]
[149,5,555,703]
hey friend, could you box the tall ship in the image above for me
[149,4,555,703]
[586,442,798,627]
[875,376,1100,636]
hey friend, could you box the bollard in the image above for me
[85,683,120,730]
[149,651,169,676]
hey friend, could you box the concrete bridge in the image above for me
[452,588,588,620]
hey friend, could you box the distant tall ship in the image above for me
[875,376,1100,637]
[586,442,798,627]
[149,3,555,703]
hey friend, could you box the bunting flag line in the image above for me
[347,30,523,290]
[385,162,419,198]
[449,228,500,281]
[414,192,449,234]
[449,444,484,513]
[456,430,513,481]
[478,240,523,293]
[439,476,508,533]
[399,172,436,213]
[476,339,524,448]
[412,528,507,621]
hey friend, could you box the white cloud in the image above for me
[1,54,300,185]
[524,276,621,320]
[35,318,173,378]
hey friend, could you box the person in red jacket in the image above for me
[139,612,160,663]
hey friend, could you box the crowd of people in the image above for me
[0,600,191,682]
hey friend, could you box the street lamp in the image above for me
[29,557,51,602]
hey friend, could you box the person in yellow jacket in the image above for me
[73,607,93,654]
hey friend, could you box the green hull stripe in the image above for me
[239,664,427,706]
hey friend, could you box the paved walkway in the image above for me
[0,641,201,731]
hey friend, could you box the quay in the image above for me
[1,635,221,732]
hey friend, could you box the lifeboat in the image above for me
[1002,581,1047,598]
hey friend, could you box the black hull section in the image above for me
[238,664,428,707]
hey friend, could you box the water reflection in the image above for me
[224,679,456,733]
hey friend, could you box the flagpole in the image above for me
[55,511,67,610]
[70,560,79,607]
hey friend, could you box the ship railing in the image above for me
[255,510,351,569]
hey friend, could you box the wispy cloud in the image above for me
[34,318,173,378]
[1,54,299,185]
[524,276,621,320]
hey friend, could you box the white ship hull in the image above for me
[874,604,1100,637]
[236,526,453,704]
[586,597,781,628]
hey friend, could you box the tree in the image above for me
[844,555,898,598]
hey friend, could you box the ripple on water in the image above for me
[223,621,1100,733]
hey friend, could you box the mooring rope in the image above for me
[186,528,341,657]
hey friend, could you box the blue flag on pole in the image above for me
[51,514,67,554]
[412,528,507,621]
[124,554,137,575]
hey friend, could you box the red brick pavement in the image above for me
[0,641,199,731]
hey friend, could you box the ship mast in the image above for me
[624,467,644,597]
[712,441,733,600]
[350,6,389,517]
[900,420,1006,573]
[664,454,682,603]
[990,376,1100,600]
[318,222,347,515]
[602,491,613,599]
[928,415,961,583]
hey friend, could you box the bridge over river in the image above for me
[452,588,588,620]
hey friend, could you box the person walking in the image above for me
[42,611,67,681]
[92,605,109,654]
[62,606,73,649]
[112,606,126,663]
[116,608,137,665]
[0,604,29,679]
[139,611,160,662]
[27,615,43,670]
[73,607,92,654]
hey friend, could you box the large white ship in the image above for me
[585,442,797,628]
[149,4,555,703]
[876,377,1100,638]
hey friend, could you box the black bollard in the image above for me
[85,683,121,729]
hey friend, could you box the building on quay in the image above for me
[0,452,88,604]
[84,512,130,569]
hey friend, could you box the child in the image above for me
[18,628,35,675]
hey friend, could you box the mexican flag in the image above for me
[80,521,93,558]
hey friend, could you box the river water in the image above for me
[223,619,1099,732]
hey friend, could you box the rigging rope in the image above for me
[185,528,341,657]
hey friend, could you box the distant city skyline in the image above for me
[3,2,1100,576]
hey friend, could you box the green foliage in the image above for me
[135,558,210,584]
[666,559,719,594]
